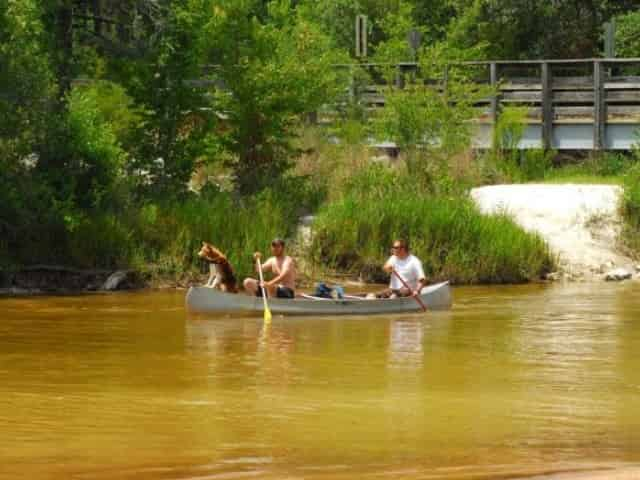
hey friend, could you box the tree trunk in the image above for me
[55,0,74,103]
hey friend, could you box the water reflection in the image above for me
[387,318,424,369]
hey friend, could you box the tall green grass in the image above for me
[34,188,303,282]
[311,165,554,284]
[621,162,640,258]
[131,190,295,280]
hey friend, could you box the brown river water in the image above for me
[1,283,640,480]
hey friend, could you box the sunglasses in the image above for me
[391,245,403,250]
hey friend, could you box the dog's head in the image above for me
[198,242,226,263]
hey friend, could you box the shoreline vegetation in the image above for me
[2,2,640,294]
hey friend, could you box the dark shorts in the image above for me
[256,286,295,299]
[376,288,412,299]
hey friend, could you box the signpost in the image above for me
[355,14,368,58]
[407,29,422,60]
[604,19,616,58]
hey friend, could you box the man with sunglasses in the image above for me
[377,239,427,299]
[243,238,297,299]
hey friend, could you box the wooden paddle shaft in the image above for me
[256,258,268,298]
[391,268,427,312]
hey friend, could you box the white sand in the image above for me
[470,184,635,279]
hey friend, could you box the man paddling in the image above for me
[378,239,427,299]
[243,238,297,298]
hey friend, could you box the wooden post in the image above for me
[348,65,356,102]
[489,63,499,146]
[541,62,553,150]
[490,62,499,123]
[395,64,405,89]
[443,64,449,101]
[593,60,606,150]
[55,0,74,102]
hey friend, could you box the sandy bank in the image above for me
[471,184,636,280]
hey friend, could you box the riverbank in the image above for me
[0,265,146,295]
[5,148,640,291]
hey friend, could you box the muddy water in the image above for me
[1,283,640,479]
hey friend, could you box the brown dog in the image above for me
[197,242,238,293]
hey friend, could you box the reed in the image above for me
[130,190,301,281]
[43,189,302,283]
[311,165,555,284]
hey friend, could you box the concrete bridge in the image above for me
[324,58,640,151]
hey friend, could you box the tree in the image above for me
[616,10,640,58]
[203,0,347,195]
[103,0,216,197]
[440,0,640,59]
[373,44,490,193]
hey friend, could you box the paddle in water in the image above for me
[391,267,427,312]
[256,258,272,324]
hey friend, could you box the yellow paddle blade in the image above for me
[264,306,272,324]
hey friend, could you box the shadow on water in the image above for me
[1,283,640,479]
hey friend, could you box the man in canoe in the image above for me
[378,239,427,299]
[243,238,297,299]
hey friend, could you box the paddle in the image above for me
[391,267,427,312]
[256,258,272,324]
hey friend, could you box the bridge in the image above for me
[322,58,640,151]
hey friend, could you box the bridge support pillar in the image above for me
[594,61,606,150]
[541,62,553,150]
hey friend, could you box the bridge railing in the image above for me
[324,58,640,150]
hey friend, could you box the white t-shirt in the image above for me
[388,254,426,291]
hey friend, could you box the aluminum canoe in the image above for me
[185,281,452,316]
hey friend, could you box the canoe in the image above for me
[185,281,452,316]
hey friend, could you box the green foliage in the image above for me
[371,0,422,66]
[616,10,640,57]
[493,106,528,151]
[442,0,638,59]
[297,0,365,53]
[621,160,640,257]
[112,0,215,198]
[372,52,490,192]
[203,0,348,195]
[36,85,128,212]
[622,162,640,223]
[132,190,296,279]
[0,0,55,162]
[0,0,58,266]
[312,165,554,284]
[72,80,142,147]
[540,153,636,184]
[483,107,552,183]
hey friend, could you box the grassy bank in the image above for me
[0,186,317,284]
[311,165,555,284]
[622,163,640,258]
